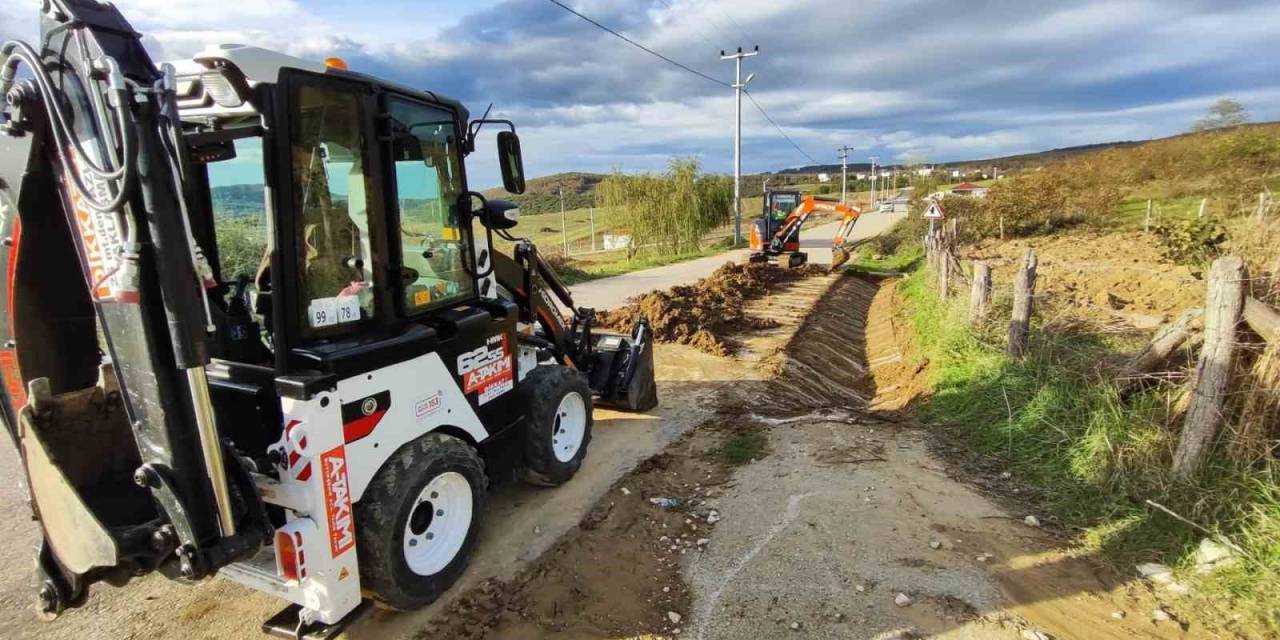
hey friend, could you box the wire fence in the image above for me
[925,218,1280,478]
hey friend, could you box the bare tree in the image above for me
[1191,99,1249,132]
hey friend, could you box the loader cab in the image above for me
[176,50,529,465]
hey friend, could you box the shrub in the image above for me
[1152,218,1229,266]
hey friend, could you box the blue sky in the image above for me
[3,0,1279,189]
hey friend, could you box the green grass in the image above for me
[717,425,769,466]
[1102,195,1208,232]
[551,237,746,285]
[897,268,1280,636]
[845,244,924,274]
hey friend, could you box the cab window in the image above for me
[291,83,378,332]
[207,136,269,284]
[387,98,472,312]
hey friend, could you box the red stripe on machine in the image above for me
[343,409,388,443]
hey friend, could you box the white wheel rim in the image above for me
[552,391,587,463]
[402,471,474,576]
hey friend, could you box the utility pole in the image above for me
[559,185,568,255]
[722,45,758,246]
[589,206,596,252]
[868,155,879,207]
[837,145,853,205]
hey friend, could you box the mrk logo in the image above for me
[320,446,355,557]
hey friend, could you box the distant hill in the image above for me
[481,172,606,215]
[211,184,266,217]
[776,121,1279,176]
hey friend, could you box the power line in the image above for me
[706,0,752,44]
[744,89,818,164]
[543,0,818,166]
[716,7,757,45]
[544,0,729,88]
[653,0,722,53]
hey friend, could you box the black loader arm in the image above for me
[492,239,657,412]
[0,0,269,618]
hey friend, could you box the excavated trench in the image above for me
[746,275,882,414]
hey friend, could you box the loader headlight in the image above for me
[199,70,246,108]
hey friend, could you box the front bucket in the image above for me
[586,317,658,412]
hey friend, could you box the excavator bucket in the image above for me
[830,246,853,271]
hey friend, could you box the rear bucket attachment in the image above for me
[586,317,657,412]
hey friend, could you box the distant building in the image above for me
[915,165,934,177]
[855,172,867,180]
[950,182,989,198]
[951,169,961,179]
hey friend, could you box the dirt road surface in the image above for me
[0,222,869,638]
[570,211,905,311]
[420,275,1206,640]
[1,209,1200,639]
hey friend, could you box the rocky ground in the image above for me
[421,271,1207,640]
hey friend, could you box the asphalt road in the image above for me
[571,208,907,311]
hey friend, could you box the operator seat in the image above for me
[296,146,364,299]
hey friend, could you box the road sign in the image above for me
[923,200,946,219]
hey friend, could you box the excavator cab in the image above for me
[0,1,655,632]
[749,193,865,270]
[750,189,802,255]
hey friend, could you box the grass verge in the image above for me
[550,238,746,285]
[895,267,1279,637]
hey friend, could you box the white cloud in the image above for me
[2,0,1278,187]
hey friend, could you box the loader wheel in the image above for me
[519,365,593,486]
[355,433,487,611]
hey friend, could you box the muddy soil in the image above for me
[963,230,1203,330]
[597,261,828,356]
[428,272,1209,640]
[427,428,738,640]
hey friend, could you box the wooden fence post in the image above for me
[1172,256,1246,479]
[1197,197,1208,219]
[939,254,951,299]
[1268,253,1280,298]
[969,263,992,324]
[1145,199,1153,233]
[1007,248,1037,357]
[1118,307,1203,393]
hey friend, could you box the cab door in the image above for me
[379,93,521,433]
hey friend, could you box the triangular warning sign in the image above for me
[923,200,946,219]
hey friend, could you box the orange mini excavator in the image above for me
[749,194,864,270]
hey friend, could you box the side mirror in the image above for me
[479,199,520,230]
[497,131,526,195]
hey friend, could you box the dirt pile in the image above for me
[597,261,828,356]
[964,231,1203,328]
[424,428,737,640]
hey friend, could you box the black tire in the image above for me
[519,365,593,486]
[354,432,487,611]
